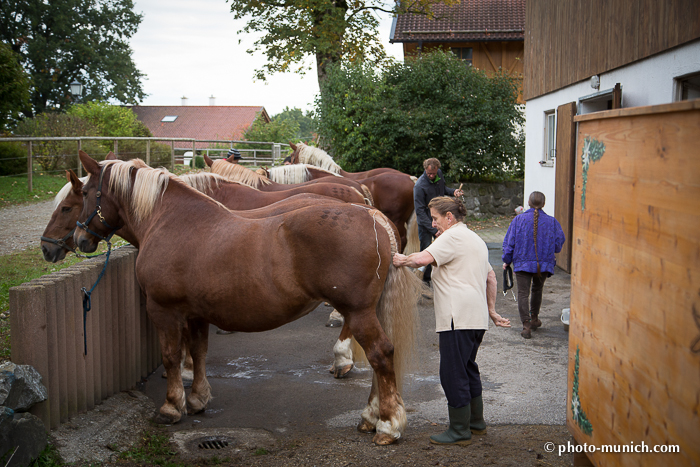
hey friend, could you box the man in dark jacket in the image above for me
[414,158,464,286]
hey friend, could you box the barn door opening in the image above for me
[554,101,577,273]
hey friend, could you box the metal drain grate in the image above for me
[197,437,230,450]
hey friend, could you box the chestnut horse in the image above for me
[41,168,373,379]
[74,151,421,445]
[282,144,419,254]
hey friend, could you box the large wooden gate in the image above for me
[568,100,700,466]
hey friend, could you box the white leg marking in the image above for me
[333,338,354,368]
[361,393,380,426]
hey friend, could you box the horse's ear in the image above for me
[68,170,83,192]
[226,156,236,163]
[203,154,214,167]
[289,142,297,150]
[105,152,117,160]
[79,150,100,176]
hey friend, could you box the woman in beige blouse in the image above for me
[393,196,510,446]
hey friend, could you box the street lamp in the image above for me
[70,80,83,101]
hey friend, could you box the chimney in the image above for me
[209,95,216,106]
[181,96,188,106]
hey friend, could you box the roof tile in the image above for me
[392,0,525,43]
[129,106,269,149]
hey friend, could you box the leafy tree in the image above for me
[0,42,31,132]
[273,107,317,142]
[229,0,457,86]
[236,113,299,150]
[0,0,146,117]
[67,101,151,138]
[14,113,101,172]
[316,51,525,181]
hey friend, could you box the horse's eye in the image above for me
[61,206,72,213]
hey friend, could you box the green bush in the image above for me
[189,155,205,169]
[316,51,524,181]
[0,142,27,176]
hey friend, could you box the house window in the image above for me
[542,111,556,166]
[161,116,178,122]
[674,72,700,101]
[450,47,473,64]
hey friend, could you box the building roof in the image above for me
[391,0,525,43]
[129,106,270,148]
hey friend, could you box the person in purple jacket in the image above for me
[502,191,565,339]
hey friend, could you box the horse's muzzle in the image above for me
[41,243,66,263]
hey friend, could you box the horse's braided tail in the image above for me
[359,209,421,391]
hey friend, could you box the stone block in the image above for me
[0,408,47,467]
[0,363,48,412]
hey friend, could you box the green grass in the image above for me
[0,173,71,207]
[0,240,125,362]
[118,431,188,467]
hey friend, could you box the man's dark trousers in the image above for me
[418,225,435,284]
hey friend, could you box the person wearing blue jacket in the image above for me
[502,191,565,339]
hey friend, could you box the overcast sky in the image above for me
[130,0,404,116]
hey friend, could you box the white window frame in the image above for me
[673,71,700,102]
[542,110,556,167]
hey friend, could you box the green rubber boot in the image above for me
[470,395,487,435]
[429,405,472,446]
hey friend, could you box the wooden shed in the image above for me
[568,99,700,466]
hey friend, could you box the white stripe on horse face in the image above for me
[333,338,353,368]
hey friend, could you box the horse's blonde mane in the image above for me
[102,158,175,225]
[179,172,259,196]
[296,143,342,174]
[210,160,271,188]
[54,175,89,208]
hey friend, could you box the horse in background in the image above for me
[74,151,422,445]
[203,154,373,205]
[285,143,419,254]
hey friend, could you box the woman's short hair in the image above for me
[423,158,441,170]
[428,196,467,222]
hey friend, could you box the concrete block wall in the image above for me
[9,246,161,430]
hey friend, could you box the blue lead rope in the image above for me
[80,241,113,355]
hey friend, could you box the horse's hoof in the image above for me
[329,364,335,374]
[326,318,343,328]
[373,432,397,445]
[357,420,376,433]
[186,404,206,415]
[333,364,353,379]
[153,411,181,425]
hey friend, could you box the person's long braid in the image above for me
[528,191,546,276]
[533,207,540,275]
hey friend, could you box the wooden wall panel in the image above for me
[568,102,700,466]
[525,0,700,100]
[554,101,577,273]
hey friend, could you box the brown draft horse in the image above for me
[284,143,419,254]
[41,166,373,379]
[74,151,422,445]
[203,154,374,205]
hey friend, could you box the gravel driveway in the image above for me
[0,200,56,256]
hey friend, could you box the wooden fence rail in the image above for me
[9,246,160,430]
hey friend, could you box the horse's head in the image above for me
[40,170,85,262]
[74,150,125,253]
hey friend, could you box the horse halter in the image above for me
[76,164,120,243]
[40,228,78,254]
